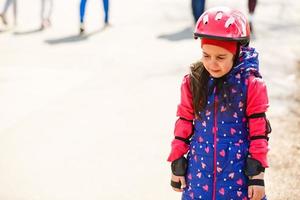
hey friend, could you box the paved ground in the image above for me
[0,0,300,199]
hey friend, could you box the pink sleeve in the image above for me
[167,75,194,162]
[246,75,270,168]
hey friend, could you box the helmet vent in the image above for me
[225,17,235,28]
[203,15,209,24]
[215,12,223,20]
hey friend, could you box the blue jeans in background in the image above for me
[80,0,109,24]
[192,0,205,23]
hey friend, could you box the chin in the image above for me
[210,73,224,78]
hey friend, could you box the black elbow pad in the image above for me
[171,156,188,176]
[244,157,265,176]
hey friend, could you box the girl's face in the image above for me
[201,44,235,78]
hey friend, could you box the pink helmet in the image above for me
[194,7,250,46]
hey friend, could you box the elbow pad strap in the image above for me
[248,112,272,141]
[250,135,269,141]
[175,117,194,144]
[248,179,265,186]
[248,113,266,118]
[175,135,192,144]
[179,117,193,122]
[171,180,182,189]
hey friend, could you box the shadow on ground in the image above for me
[157,26,193,41]
[0,29,9,34]
[13,28,43,35]
[44,26,108,45]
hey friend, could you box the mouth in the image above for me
[210,69,221,73]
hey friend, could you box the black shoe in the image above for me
[80,27,85,35]
[79,23,85,35]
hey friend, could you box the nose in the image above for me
[207,58,218,70]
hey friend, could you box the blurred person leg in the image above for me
[0,0,14,25]
[12,0,16,25]
[191,0,205,24]
[102,0,109,25]
[79,0,87,34]
[248,0,257,34]
[40,0,53,30]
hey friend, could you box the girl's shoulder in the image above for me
[181,74,191,90]
[246,75,268,95]
[248,75,266,85]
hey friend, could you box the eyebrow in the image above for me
[203,52,227,57]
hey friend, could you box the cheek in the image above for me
[222,60,233,72]
[201,58,210,69]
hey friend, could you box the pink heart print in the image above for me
[233,112,238,118]
[194,155,198,162]
[198,136,204,142]
[197,172,202,178]
[237,191,242,197]
[205,147,210,153]
[219,149,225,157]
[217,167,222,173]
[236,178,243,185]
[239,101,244,108]
[221,106,226,112]
[228,172,235,179]
[219,188,225,195]
[206,110,211,116]
[202,184,209,191]
[191,149,195,155]
[230,128,237,135]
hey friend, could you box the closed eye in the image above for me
[202,53,210,58]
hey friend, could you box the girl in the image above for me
[168,7,271,200]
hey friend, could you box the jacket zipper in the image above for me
[212,86,218,200]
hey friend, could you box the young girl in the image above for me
[168,7,271,200]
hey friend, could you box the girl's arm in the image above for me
[246,75,270,168]
[167,75,194,162]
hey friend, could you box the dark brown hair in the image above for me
[189,61,210,119]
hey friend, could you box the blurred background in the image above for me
[0,0,299,199]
